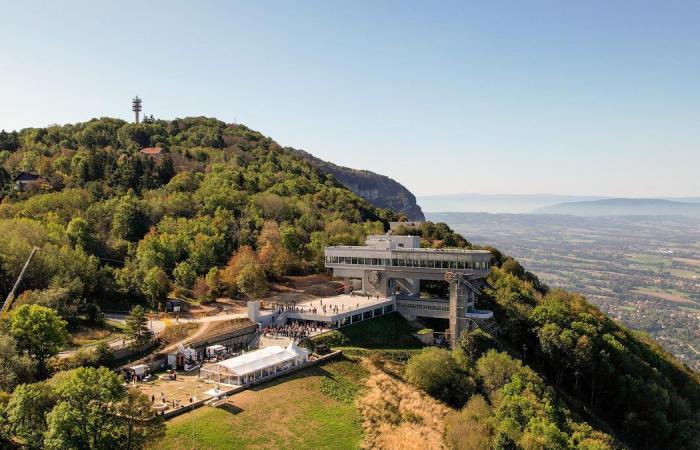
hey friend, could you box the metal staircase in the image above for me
[469,317,502,336]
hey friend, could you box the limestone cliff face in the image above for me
[287,148,425,220]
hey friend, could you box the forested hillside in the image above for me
[0,118,698,449]
[0,117,394,315]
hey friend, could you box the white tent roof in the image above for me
[215,345,308,377]
[130,364,149,373]
[286,341,308,358]
[207,344,226,351]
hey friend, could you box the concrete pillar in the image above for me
[344,277,351,294]
[247,301,261,323]
[362,270,370,294]
[448,280,467,349]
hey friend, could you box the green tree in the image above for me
[18,287,82,324]
[44,367,163,450]
[173,261,197,289]
[405,347,471,406]
[112,192,150,242]
[94,342,114,367]
[446,394,494,450]
[454,328,498,368]
[0,391,10,446]
[125,305,151,347]
[236,262,269,298]
[142,266,170,307]
[66,217,96,252]
[476,350,529,398]
[0,334,35,392]
[113,388,165,450]
[6,382,57,448]
[10,305,68,377]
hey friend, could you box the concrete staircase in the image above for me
[274,310,288,327]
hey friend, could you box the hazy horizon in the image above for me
[417,193,700,214]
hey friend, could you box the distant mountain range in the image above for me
[417,193,700,217]
[417,193,608,213]
[534,198,700,218]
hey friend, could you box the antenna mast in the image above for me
[132,96,142,124]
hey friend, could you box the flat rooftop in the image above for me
[326,245,491,254]
[296,293,389,313]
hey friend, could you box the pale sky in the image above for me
[1,1,698,197]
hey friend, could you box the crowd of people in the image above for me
[262,321,324,340]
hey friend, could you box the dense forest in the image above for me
[0,117,398,317]
[0,117,698,449]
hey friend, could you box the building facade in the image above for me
[324,234,494,347]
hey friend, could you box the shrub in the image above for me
[405,347,472,407]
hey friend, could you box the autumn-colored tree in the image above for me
[220,246,268,297]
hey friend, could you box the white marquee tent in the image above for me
[200,342,308,386]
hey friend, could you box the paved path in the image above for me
[59,311,248,359]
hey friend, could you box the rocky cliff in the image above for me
[288,148,425,220]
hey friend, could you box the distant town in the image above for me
[432,212,700,371]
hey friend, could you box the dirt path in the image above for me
[161,320,212,353]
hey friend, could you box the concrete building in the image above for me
[324,234,494,347]
[244,235,496,348]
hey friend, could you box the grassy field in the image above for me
[670,268,699,280]
[633,287,694,304]
[335,312,423,349]
[160,358,367,450]
[161,314,423,449]
[68,320,126,347]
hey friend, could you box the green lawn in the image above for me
[305,312,424,363]
[160,358,365,450]
[335,312,423,350]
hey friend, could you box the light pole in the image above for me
[192,383,202,450]
[192,384,196,450]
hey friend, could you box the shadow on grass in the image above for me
[217,403,244,415]
[333,313,424,350]
[246,363,334,393]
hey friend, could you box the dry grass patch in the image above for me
[358,359,452,450]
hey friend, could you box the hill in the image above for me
[288,148,424,220]
[0,116,397,310]
[535,198,700,218]
[0,118,698,449]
